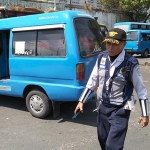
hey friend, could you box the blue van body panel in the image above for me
[0,10,100,101]
[0,55,97,101]
[6,55,97,101]
[124,41,138,53]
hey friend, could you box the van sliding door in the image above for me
[0,32,9,78]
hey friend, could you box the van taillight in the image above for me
[76,63,84,80]
[136,42,139,46]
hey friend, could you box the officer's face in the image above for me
[106,41,126,56]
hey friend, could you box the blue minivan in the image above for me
[124,30,150,57]
[0,10,104,118]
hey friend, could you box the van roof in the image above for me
[0,10,94,30]
[127,29,150,33]
[114,22,150,25]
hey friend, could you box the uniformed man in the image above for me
[74,28,149,150]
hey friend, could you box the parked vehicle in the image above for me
[124,30,150,57]
[94,17,108,38]
[99,23,108,37]
[0,10,104,118]
[114,22,150,32]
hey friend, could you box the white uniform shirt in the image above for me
[86,50,148,99]
[80,50,149,116]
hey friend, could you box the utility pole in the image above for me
[144,8,150,23]
[54,0,56,11]
[69,0,72,10]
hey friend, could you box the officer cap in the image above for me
[103,28,126,44]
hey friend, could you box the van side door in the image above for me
[0,32,9,78]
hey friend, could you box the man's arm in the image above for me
[132,65,149,127]
[74,59,99,114]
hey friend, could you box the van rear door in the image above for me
[74,18,105,82]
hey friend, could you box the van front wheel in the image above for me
[26,90,52,118]
[141,49,149,58]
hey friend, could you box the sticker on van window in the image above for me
[93,46,102,52]
[15,41,25,54]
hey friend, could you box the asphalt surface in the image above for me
[0,55,150,150]
[134,54,150,65]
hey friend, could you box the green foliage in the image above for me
[98,0,150,21]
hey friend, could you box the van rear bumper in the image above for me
[125,48,140,53]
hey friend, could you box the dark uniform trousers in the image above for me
[97,103,131,150]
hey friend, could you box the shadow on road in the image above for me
[0,95,97,127]
[0,95,27,111]
[49,99,97,127]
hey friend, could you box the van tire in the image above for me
[26,90,52,118]
[141,49,149,58]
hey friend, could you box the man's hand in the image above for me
[138,116,149,128]
[74,102,84,114]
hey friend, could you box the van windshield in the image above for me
[126,31,138,41]
[74,18,104,57]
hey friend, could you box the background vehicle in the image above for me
[0,10,104,119]
[124,30,150,57]
[114,22,150,32]
[94,17,108,38]
[99,23,108,37]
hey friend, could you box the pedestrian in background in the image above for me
[74,28,149,150]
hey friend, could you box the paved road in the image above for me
[0,56,150,150]
[133,54,150,65]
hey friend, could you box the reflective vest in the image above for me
[97,51,139,107]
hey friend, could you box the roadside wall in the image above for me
[69,7,130,29]
[0,0,130,29]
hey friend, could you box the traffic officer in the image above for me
[74,28,149,150]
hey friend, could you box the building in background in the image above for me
[0,0,130,29]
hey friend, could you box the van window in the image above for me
[126,31,138,41]
[37,29,66,56]
[141,33,150,41]
[13,31,36,55]
[13,28,66,57]
[74,18,104,57]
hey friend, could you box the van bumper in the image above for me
[125,48,139,53]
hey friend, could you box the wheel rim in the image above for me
[29,95,44,113]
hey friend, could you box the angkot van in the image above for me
[124,30,150,57]
[0,10,104,118]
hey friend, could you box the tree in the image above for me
[98,0,150,22]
